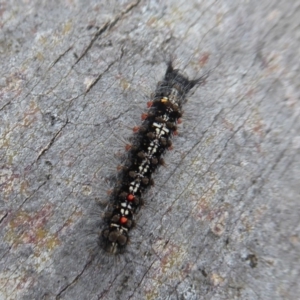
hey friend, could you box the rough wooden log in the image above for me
[1,1,299,299]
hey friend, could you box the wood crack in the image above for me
[36,119,69,161]
[73,0,141,66]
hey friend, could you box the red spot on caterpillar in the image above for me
[147,101,153,108]
[120,216,128,225]
[125,144,132,151]
[173,130,178,136]
[133,126,139,133]
[116,165,123,171]
[141,113,148,120]
[127,194,135,201]
[178,118,182,124]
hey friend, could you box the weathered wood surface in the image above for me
[1,1,299,299]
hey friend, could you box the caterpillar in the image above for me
[100,61,206,254]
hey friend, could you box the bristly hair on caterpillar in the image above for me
[99,61,207,254]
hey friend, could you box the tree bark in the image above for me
[1,0,299,299]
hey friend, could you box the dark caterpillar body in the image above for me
[101,62,204,254]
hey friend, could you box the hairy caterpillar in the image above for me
[100,61,206,254]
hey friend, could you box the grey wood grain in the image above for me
[1,0,299,299]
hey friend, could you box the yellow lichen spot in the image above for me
[29,100,37,109]
[0,136,10,148]
[36,228,47,240]
[82,185,92,195]
[120,78,130,90]
[45,235,60,251]
[205,134,216,146]
[63,21,72,35]
[20,180,29,196]
[38,35,48,46]
[8,154,13,165]
[147,16,157,27]
[210,273,224,286]
[36,52,44,61]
